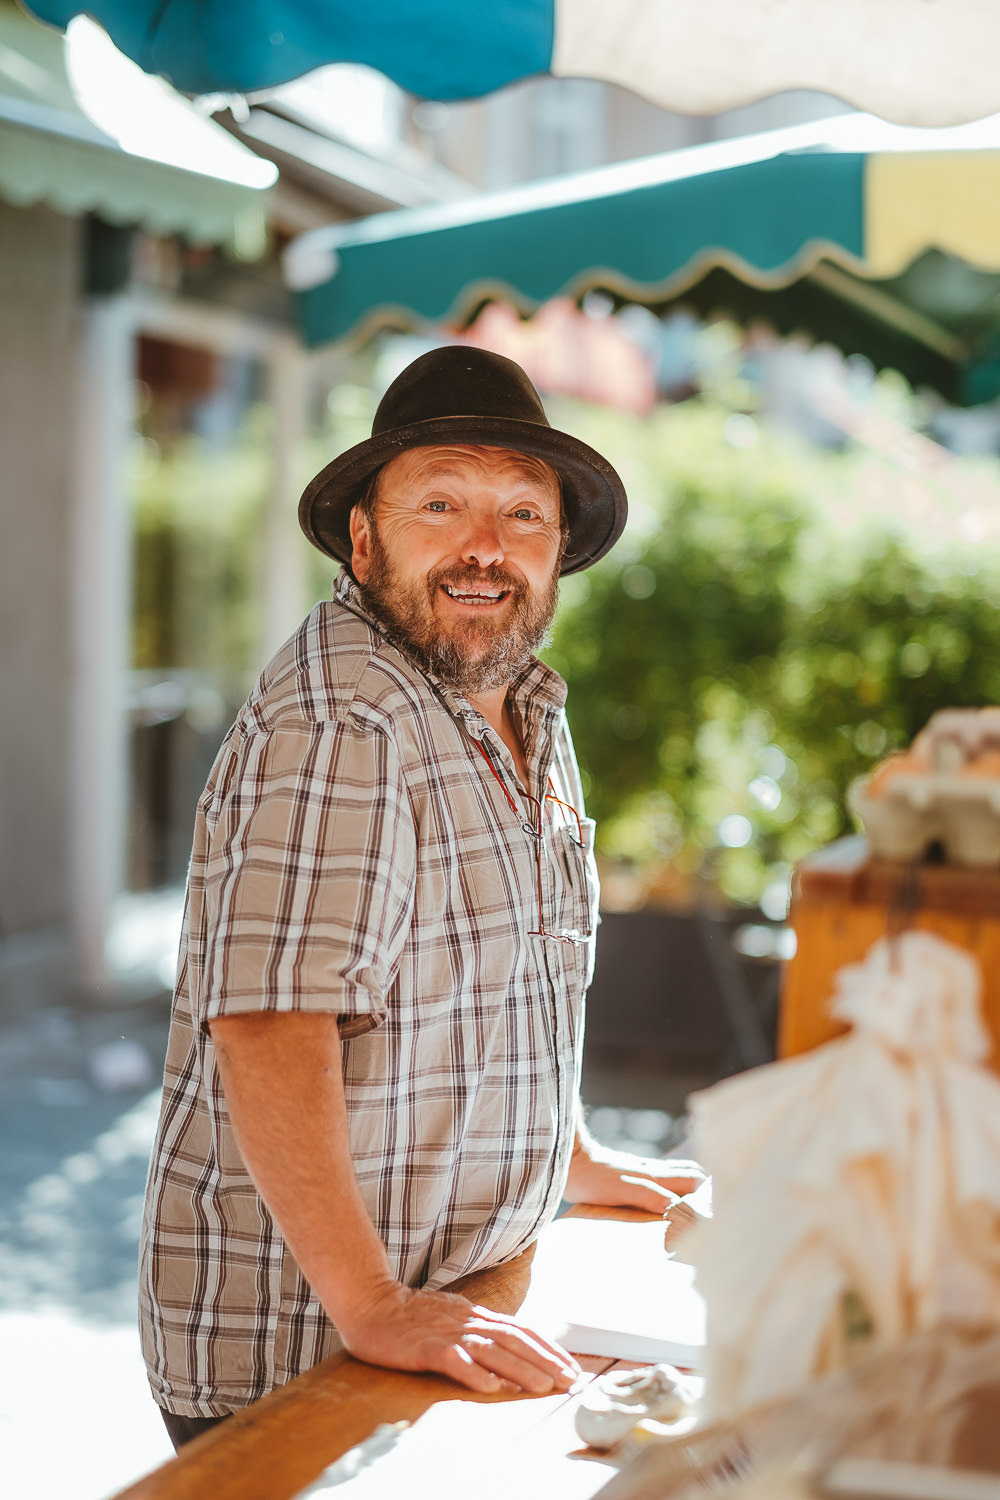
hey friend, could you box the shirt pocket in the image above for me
[551,816,598,942]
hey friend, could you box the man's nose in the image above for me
[460,517,505,569]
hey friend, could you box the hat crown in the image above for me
[372,347,550,437]
[299,345,626,575]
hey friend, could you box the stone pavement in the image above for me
[0,994,690,1500]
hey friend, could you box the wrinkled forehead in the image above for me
[380,443,562,501]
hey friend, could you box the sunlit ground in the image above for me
[0,1310,172,1500]
[0,1014,174,1499]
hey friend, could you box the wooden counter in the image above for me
[780,835,1000,1067]
[111,1205,661,1500]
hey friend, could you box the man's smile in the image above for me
[440,583,512,607]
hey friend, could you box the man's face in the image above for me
[349,444,564,696]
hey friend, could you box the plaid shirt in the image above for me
[139,571,598,1417]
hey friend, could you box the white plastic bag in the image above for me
[687,932,1000,1417]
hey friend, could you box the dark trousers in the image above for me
[158,1406,233,1452]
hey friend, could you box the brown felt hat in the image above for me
[298,346,628,575]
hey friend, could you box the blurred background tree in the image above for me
[543,352,1000,913]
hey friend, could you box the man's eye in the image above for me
[512,508,538,521]
[426,500,450,512]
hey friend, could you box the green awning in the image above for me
[0,2,275,255]
[287,116,1000,405]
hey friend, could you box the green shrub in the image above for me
[544,393,1000,906]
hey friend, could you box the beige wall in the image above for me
[434,79,855,191]
[0,201,78,938]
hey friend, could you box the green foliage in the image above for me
[301,379,379,604]
[544,394,1000,906]
[129,406,272,681]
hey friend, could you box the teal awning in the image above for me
[0,2,275,254]
[290,148,866,344]
[26,1,1000,129]
[286,117,1000,405]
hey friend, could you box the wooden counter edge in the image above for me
[113,1205,660,1500]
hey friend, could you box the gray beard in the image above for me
[359,528,560,697]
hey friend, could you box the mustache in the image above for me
[428,563,526,598]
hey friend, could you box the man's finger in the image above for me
[616,1173,681,1212]
[625,1159,705,1193]
[456,1333,573,1395]
[467,1325,578,1387]
[437,1341,519,1394]
[467,1308,581,1372]
[660,1174,705,1196]
[663,1200,700,1251]
[627,1164,703,1193]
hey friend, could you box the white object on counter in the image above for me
[686,932,1000,1418]
[574,1363,695,1450]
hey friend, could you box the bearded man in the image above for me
[139,347,703,1451]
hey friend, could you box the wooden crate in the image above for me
[779,835,1000,1071]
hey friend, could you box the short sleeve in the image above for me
[193,720,416,1034]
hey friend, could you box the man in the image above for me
[139,347,703,1449]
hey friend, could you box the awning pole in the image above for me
[69,293,133,994]
[261,333,310,660]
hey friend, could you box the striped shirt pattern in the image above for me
[139,570,598,1417]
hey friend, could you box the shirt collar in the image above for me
[331,568,568,732]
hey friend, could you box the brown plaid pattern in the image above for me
[139,572,598,1417]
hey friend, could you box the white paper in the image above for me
[517,1216,706,1368]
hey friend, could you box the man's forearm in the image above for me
[208,1010,394,1331]
[207,1009,579,1395]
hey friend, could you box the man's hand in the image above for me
[338,1280,580,1396]
[563,1130,707,1221]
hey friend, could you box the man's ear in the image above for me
[349,504,372,584]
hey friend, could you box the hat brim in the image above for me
[298,415,627,576]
